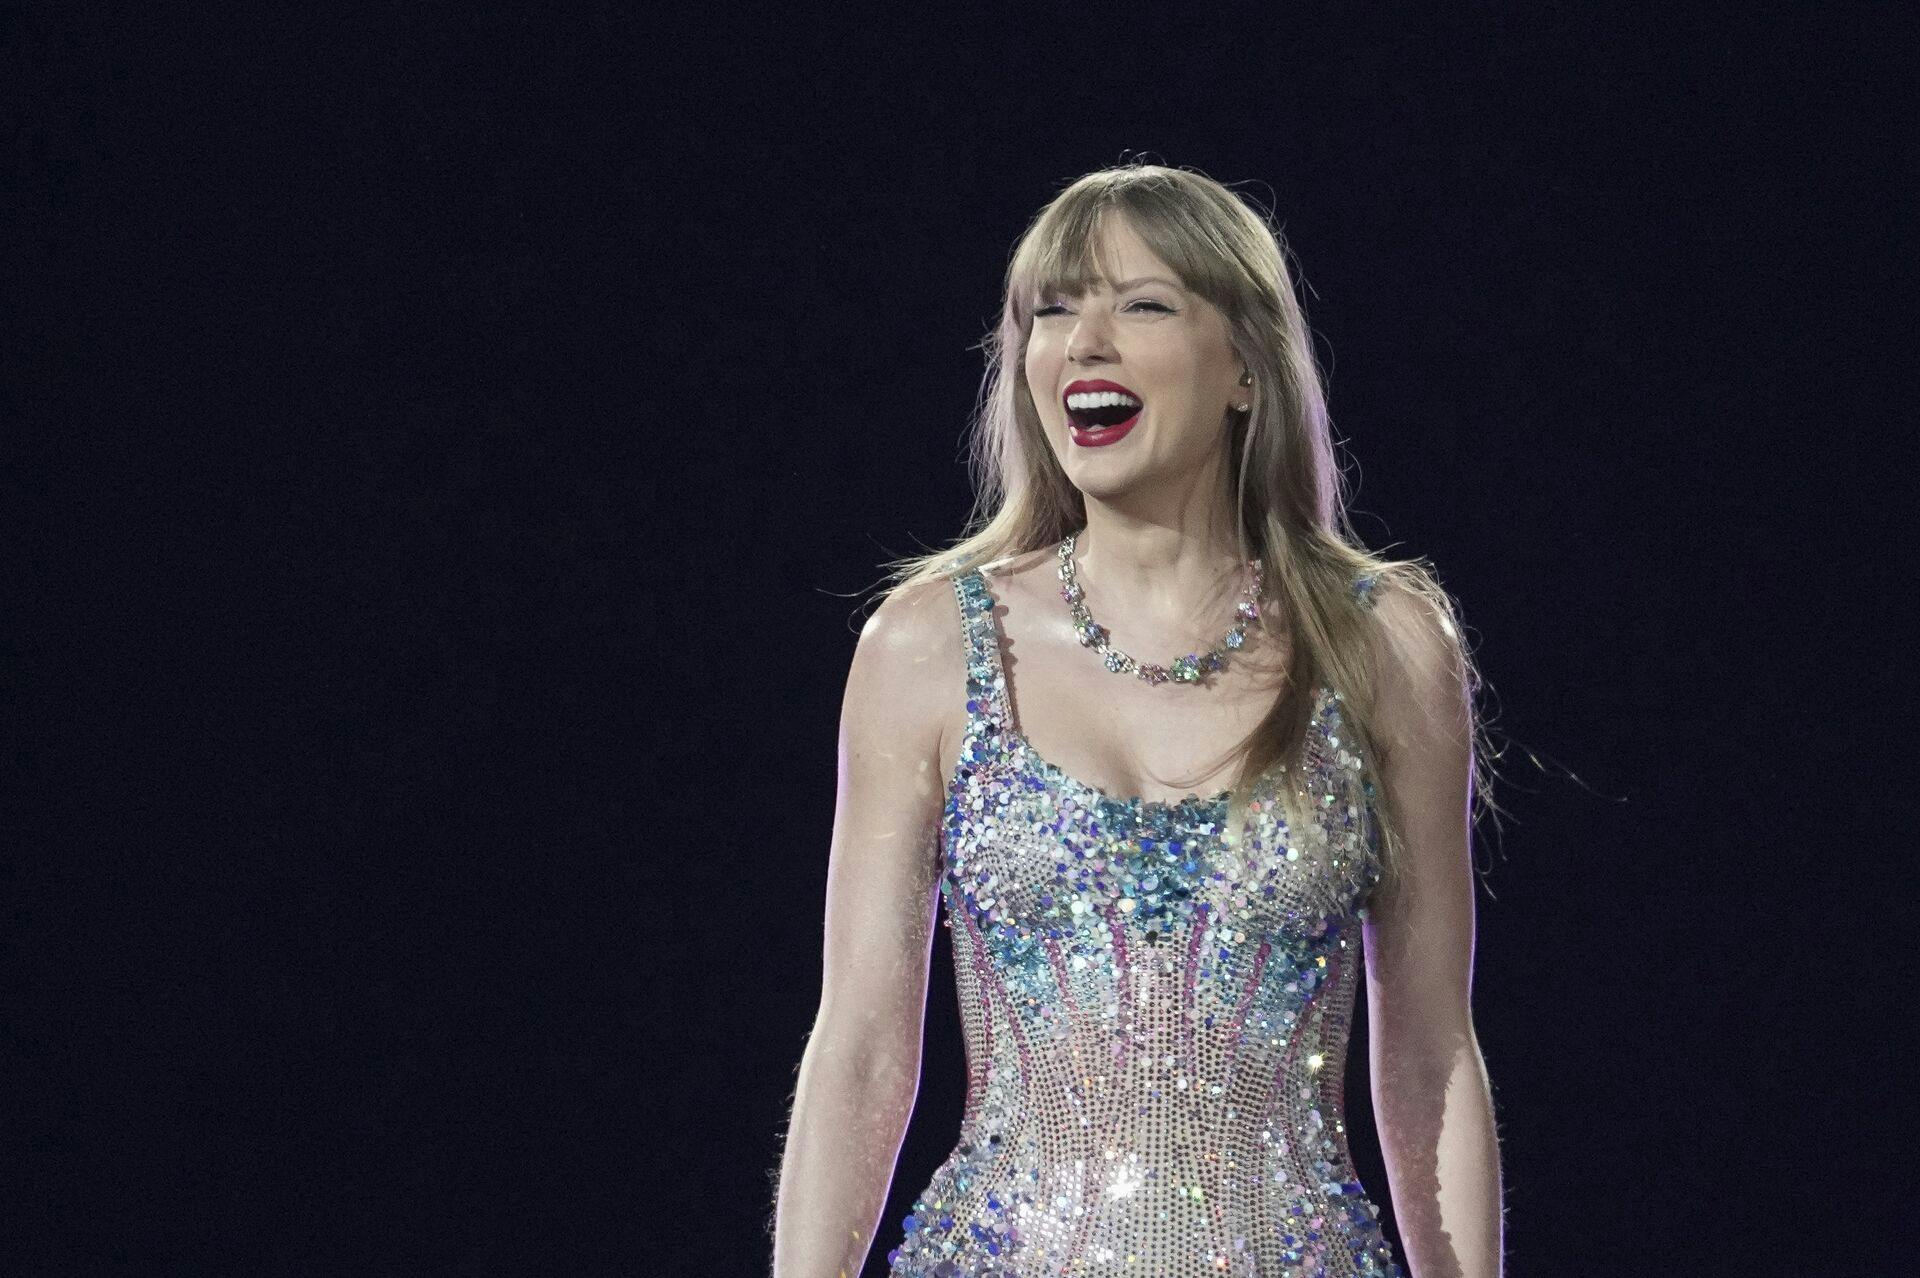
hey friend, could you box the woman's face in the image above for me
[1023,216,1243,497]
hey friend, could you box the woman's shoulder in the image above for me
[848,576,970,744]
[1355,567,1448,630]
[870,572,969,644]
[1356,569,1469,704]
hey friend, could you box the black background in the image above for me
[5,4,1912,1273]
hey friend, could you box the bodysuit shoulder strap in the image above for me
[950,569,1010,731]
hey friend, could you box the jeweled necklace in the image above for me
[1056,529,1263,686]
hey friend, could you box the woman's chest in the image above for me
[939,651,1293,810]
[940,737,1378,948]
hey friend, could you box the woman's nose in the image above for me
[1066,318,1114,363]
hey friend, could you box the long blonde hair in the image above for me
[875,161,1500,907]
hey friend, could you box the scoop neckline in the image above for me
[965,567,1329,815]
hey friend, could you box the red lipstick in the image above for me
[1062,378,1144,449]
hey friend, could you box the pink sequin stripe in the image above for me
[1264,939,1344,1218]
[1228,938,1274,1051]
[1038,929,1076,1014]
[1179,901,1211,1081]
[956,904,1036,1115]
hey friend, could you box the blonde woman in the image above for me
[774,163,1505,1277]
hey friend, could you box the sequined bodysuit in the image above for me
[887,569,1405,1278]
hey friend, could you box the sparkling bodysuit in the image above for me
[886,568,1405,1278]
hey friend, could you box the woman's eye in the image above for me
[1033,300,1173,317]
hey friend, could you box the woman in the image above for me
[773,163,1505,1277]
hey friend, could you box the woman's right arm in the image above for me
[771,580,957,1278]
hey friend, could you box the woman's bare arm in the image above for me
[771,580,957,1278]
[1362,584,1506,1278]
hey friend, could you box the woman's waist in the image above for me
[959,1022,1355,1123]
[910,1132,1379,1254]
[951,1087,1363,1186]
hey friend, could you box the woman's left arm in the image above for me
[1361,585,1506,1278]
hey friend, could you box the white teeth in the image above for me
[1065,390,1143,410]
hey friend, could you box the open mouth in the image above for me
[1065,393,1142,432]
[1065,390,1144,436]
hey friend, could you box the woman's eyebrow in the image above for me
[1044,275,1183,295]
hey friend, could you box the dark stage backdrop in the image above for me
[5,5,1910,1273]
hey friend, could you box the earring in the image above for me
[1235,401,1251,413]
[1239,371,1253,386]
